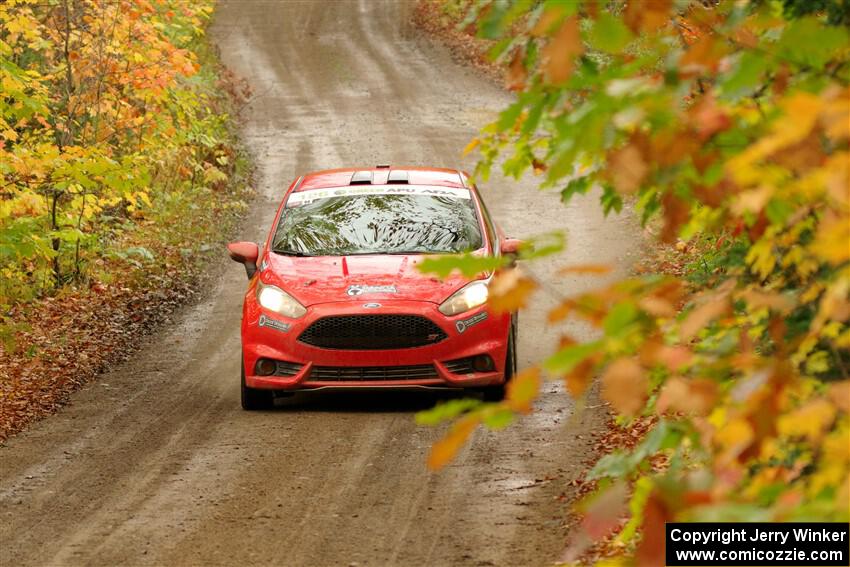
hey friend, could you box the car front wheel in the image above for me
[477,324,517,402]
[241,359,275,410]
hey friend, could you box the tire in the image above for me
[478,323,517,402]
[241,359,275,410]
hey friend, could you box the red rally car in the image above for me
[228,166,520,410]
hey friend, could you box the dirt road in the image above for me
[0,2,639,565]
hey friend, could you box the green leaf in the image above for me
[588,12,633,54]
[482,407,516,429]
[415,398,482,426]
[600,185,623,216]
[560,176,592,202]
[544,340,602,374]
[719,51,769,99]
[496,100,525,131]
[519,231,565,260]
[417,253,506,278]
[603,301,638,337]
[777,17,848,69]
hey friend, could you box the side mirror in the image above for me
[227,241,260,279]
[500,238,523,255]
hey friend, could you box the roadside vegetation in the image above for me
[415,0,849,563]
[0,0,251,440]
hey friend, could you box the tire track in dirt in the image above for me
[0,2,640,565]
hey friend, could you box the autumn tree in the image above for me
[419,0,849,562]
[1,0,230,304]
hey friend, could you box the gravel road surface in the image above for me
[0,1,639,565]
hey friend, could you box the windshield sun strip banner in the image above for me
[285,185,472,207]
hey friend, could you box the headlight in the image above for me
[439,280,489,316]
[256,281,306,319]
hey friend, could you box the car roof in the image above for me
[295,166,470,192]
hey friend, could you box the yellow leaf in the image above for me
[427,416,478,471]
[811,214,850,265]
[715,417,754,462]
[601,358,647,416]
[778,399,837,442]
[462,138,480,157]
[777,93,825,147]
[506,367,541,413]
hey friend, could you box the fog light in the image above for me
[472,354,495,372]
[255,358,277,376]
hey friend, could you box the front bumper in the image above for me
[241,298,511,391]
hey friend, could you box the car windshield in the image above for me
[272,187,484,256]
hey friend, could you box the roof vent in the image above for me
[350,170,373,185]
[387,170,409,184]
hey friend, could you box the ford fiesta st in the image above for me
[228,166,520,410]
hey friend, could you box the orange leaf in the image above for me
[548,299,575,324]
[739,289,796,314]
[601,358,648,416]
[489,268,538,313]
[680,35,727,73]
[661,191,690,243]
[506,367,541,413]
[608,144,647,194]
[531,6,566,37]
[427,416,479,470]
[828,381,850,413]
[581,482,628,539]
[558,264,612,275]
[505,48,527,91]
[624,0,671,33]
[691,95,731,140]
[657,376,718,416]
[640,341,693,371]
[680,295,730,341]
[563,356,599,397]
[635,491,673,566]
[542,16,583,84]
[638,295,677,318]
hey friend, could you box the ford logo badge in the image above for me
[363,302,382,308]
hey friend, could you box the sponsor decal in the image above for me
[286,185,471,207]
[258,314,290,333]
[363,302,382,308]
[346,284,397,296]
[455,311,488,333]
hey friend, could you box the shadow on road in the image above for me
[270,388,471,413]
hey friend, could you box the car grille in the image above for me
[308,364,438,381]
[298,315,447,350]
[443,356,476,374]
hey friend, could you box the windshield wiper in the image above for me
[272,247,311,257]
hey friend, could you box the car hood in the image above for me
[261,252,476,307]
